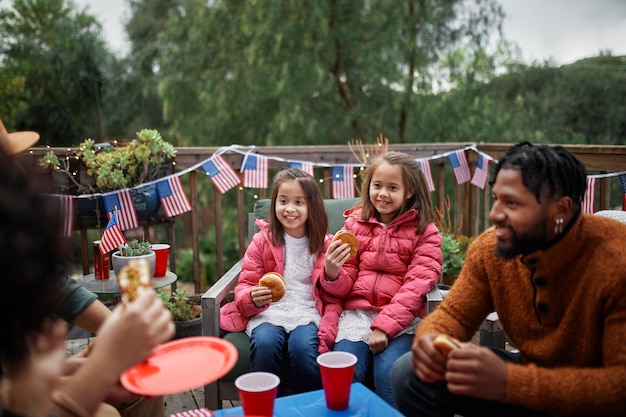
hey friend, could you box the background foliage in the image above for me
[1,0,625,287]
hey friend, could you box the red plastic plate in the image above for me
[121,336,238,396]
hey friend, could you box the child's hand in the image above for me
[251,285,272,307]
[324,239,351,280]
[368,329,389,354]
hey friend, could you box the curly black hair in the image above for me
[0,148,69,363]
[491,141,587,211]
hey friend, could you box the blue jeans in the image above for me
[334,333,413,407]
[249,322,321,393]
[391,349,560,417]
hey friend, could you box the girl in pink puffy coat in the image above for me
[321,151,443,406]
[220,168,341,394]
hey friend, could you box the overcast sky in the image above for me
[3,0,626,65]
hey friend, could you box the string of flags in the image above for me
[46,144,626,242]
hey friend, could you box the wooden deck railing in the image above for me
[20,143,626,293]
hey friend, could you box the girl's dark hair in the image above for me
[0,148,69,363]
[491,142,587,210]
[358,151,436,234]
[269,168,328,253]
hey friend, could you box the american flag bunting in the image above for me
[331,165,355,199]
[202,155,241,194]
[103,190,138,231]
[470,152,490,189]
[99,212,126,254]
[58,195,74,237]
[289,161,315,176]
[582,176,596,213]
[156,176,192,217]
[241,154,269,189]
[417,159,435,192]
[619,174,626,210]
[448,150,471,184]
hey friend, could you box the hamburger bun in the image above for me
[332,230,358,260]
[117,258,152,304]
[259,272,286,302]
[433,334,462,357]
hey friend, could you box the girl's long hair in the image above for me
[358,151,436,234]
[269,168,328,253]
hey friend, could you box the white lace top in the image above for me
[246,233,321,335]
[335,309,421,343]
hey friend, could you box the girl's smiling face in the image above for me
[274,180,309,238]
[369,162,413,224]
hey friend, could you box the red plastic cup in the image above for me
[234,372,280,417]
[316,351,357,410]
[151,244,170,277]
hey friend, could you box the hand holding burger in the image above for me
[258,272,286,302]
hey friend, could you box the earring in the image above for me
[554,218,563,234]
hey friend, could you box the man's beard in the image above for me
[495,219,548,260]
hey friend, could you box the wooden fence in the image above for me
[20,143,626,292]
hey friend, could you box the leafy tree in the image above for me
[156,0,505,146]
[0,0,115,145]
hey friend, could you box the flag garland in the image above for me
[241,153,269,189]
[103,190,138,231]
[47,146,626,236]
[202,155,241,194]
[99,212,126,254]
[156,176,192,217]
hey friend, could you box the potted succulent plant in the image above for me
[156,289,202,339]
[111,239,156,277]
[39,129,177,227]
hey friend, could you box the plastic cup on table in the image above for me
[316,351,357,410]
[234,371,280,417]
[151,244,170,277]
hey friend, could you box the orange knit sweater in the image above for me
[417,213,626,416]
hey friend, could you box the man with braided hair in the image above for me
[391,142,626,416]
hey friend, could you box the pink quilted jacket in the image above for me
[220,219,342,352]
[320,207,442,339]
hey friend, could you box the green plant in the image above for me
[118,239,152,256]
[156,289,201,321]
[39,128,176,193]
[441,234,466,281]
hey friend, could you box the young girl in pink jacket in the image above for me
[220,168,341,394]
[322,151,442,406]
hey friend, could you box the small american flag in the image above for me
[448,150,471,184]
[156,176,192,217]
[470,152,490,189]
[202,155,241,194]
[58,195,75,237]
[99,212,126,254]
[332,165,355,199]
[289,160,315,176]
[241,154,269,189]
[619,174,626,210]
[417,159,435,192]
[103,190,138,231]
[582,176,596,213]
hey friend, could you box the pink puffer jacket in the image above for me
[320,207,442,339]
[220,219,342,353]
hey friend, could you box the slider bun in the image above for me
[259,272,286,302]
[332,230,358,260]
[433,334,462,357]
